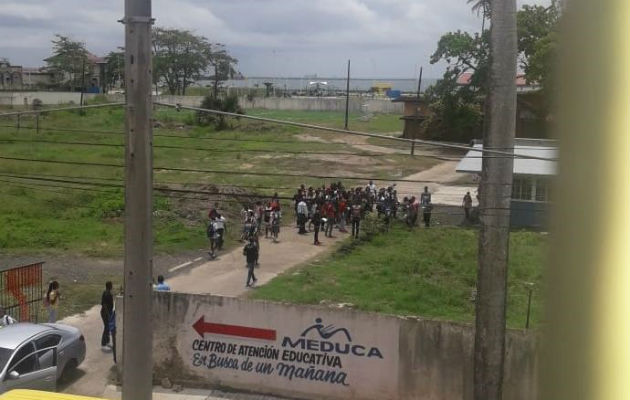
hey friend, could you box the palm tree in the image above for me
[467,0,491,32]
[473,0,518,399]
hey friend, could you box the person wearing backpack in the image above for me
[244,238,259,287]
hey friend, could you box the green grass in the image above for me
[251,224,546,329]
[0,105,424,256]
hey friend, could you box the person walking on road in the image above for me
[100,281,114,351]
[420,186,432,227]
[297,197,308,234]
[244,238,259,287]
[462,191,473,221]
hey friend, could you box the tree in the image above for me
[152,28,238,96]
[105,49,125,92]
[197,94,243,130]
[474,1,517,400]
[45,34,91,91]
[517,2,559,99]
[207,43,238,97]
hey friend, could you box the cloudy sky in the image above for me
[1,0,548,79]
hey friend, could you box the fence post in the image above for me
[16,113,20,130]
[36,113,40,134]
[411,140,415,155]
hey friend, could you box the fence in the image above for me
[0,262,44,322]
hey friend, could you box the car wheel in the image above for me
[59,359,78,383]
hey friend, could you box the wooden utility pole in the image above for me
[122,0,153,399]
[344,59,351,130]
[473,0,517,399]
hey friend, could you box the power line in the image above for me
[0,155,462,184]
[155,102,558,162]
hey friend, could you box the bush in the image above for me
[196,94,244,130]
[32,98,43,110]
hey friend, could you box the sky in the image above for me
[0,0,548,79]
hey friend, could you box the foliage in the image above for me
[197,94,244,130]
[45,34,91,91]
[517,2,560,103]
[252,225,546,328]
[424,1,560,141]
[105,49,125,92]
[152,28,238,96]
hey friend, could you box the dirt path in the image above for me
[59,227,346,397]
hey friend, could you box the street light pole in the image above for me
[344,59,350,130]
[122,0,153,399]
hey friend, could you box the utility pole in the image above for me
[344,59,351,130]
[411,66,423,156]
[80,58,86,112]
[473,0,517,399]
[122,0,153,399]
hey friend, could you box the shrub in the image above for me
[196,94,244,130]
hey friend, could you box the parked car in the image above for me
[0,323,86,393]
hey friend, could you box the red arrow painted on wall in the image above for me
[193,316,277,341]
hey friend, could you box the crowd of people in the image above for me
[202,180,437,288]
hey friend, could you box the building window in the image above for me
[536,179,548,202]
[512,177,533,201]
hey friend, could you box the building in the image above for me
[456,71,540,92]
[391,95,432,139]
[0,58,23,89]
[456,138,557,228]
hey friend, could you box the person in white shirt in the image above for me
[297,198,308,234]
[0,306,16,326]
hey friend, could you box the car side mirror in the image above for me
[8,371,20,380]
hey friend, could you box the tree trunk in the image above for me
[473,0,517,399]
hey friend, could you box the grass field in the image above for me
[251,223,546,329]
[0,104,425,256]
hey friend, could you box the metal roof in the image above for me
[456,143,557,176]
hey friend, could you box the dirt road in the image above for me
[59,228,345,397]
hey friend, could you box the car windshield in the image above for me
[0,347,12,371]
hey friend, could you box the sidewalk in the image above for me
[60,227,345,397]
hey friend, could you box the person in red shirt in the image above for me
[323,200,335,237]
[338,197,348,233]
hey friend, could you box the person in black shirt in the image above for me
[100,281,114,350]
[244,238,259,287]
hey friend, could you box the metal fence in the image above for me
[0,261,44,322]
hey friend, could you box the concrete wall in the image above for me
[0,91,103,106]
[118,292,537,400]
[1,92,403,113]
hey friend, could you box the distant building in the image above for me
[456,71,540,92]
[456,138,557,228]
[0,58,23,90]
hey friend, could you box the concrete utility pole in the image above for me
[473,0,517,399]
[344,59,351,130]
[122,0,153,399]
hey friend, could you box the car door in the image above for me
[2,341,57,392]
[34,334,62,373]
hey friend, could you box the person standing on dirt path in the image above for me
[421,186,433,227]
[351,201,362,239]
[312,206,322,245]
[154,275,171,291]
[296,197,308,235]
[462,191,473,221]
[208,202,219,220]
[244,238,259,287]
[45,281,60,323]
[100,281,114,351]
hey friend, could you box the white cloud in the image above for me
[0,0,550,77]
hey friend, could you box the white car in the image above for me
[0,323,86,393]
